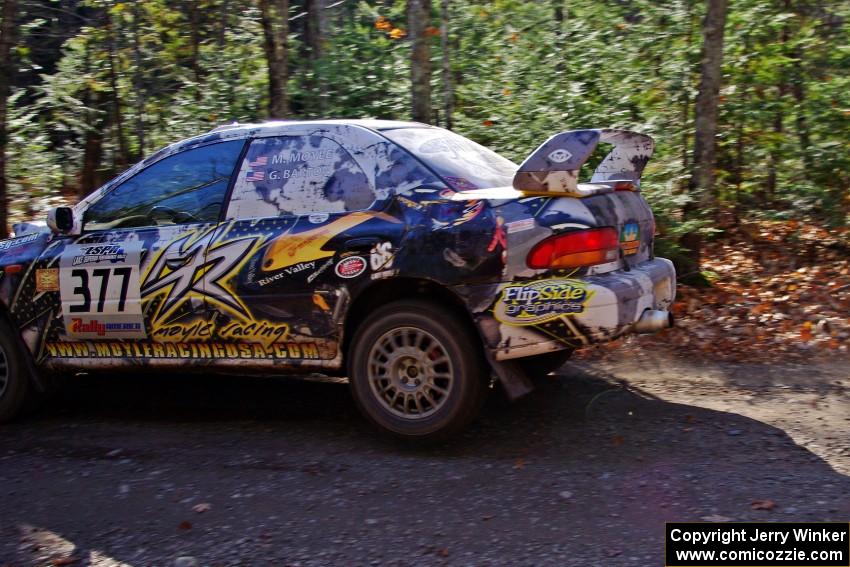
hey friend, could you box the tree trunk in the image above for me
[553,0,566,73]
[106,11,129,169]
[303,0,324,115]
[259,0,289,119]
[766,0,793,204]
[680,0,696,178]
[682,0,728,272]
[0,0,17,237]
[408,0,432,123]
[132,0,145,158]
[80,102,106,198]
[439,0,452,128]
[187,0,202,102]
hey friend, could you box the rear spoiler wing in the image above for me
[512,129,654,196]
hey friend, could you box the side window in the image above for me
[83,140,244,231]
[226,135,375,219]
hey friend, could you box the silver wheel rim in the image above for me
[367,326,454,420]
[0,343,8,399]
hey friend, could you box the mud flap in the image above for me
[484,350,534,401]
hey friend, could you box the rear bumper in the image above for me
[459,257,676,361]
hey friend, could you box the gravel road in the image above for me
[1,352,848,566]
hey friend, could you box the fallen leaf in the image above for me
[513,457,525,470]
[612,435,625,446]
[700,514,733,522]
[751,499,776,510]
[51,558,80,566]
[437,548,449,557]
[178,520,193,530]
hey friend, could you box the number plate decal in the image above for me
[59,242,147,339]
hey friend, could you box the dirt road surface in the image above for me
[1,353,848,566]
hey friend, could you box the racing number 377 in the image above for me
[67,267,133,313]
[59,242,147,340]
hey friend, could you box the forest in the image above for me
[0,0,848,276]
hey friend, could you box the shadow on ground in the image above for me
[2,364,848,566]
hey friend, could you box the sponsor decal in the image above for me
[620,222,640,256]
[150,319,289,346]
[369,241,394,272]
[35,268,60,292]
[493,278,594,326]
[263,211,398,272]
[306,258,333,284]
[308,213,329,224]
[335,256,366,279]
[142,226,261,325]
[547,149,573,164]
[71,244,127,266]
[69,318,144,337]
[152,320,216,342]
[256,261,316,286]
[506,218,535,234]
[0,232,39,251]
[44,340,323,361]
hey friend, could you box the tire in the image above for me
[0,318,34,423]
[517,348,574,379]
[348,299,487,442]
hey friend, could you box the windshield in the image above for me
[382,127,517,191]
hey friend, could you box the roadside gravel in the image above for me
[1,353,848,566]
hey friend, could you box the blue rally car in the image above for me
[0,120,675,440]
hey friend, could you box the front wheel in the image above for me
[348,300,487,441]
[0,319,34,423]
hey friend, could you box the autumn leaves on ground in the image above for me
[579,221,850,363]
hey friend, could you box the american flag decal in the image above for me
[249,156,268,167]
[246,171,265,182]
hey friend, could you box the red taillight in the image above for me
[527,228,619,269]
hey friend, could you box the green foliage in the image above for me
[4,0,849,229]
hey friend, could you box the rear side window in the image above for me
[227,135,376,219]
[83,141,244,231]
[382,127,517,190]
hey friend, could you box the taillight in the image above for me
[527,227,619,269]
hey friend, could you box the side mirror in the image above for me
[46,207,75,234]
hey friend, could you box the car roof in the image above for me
[207,119,434,137]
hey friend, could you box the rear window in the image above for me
[382,127,517,191]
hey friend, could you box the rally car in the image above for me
[0,120,675,440]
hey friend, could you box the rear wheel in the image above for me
[348,300,487,441]
[0,319,33,423]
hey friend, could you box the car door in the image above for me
[218,129,408,367]
[40,140,245,363]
